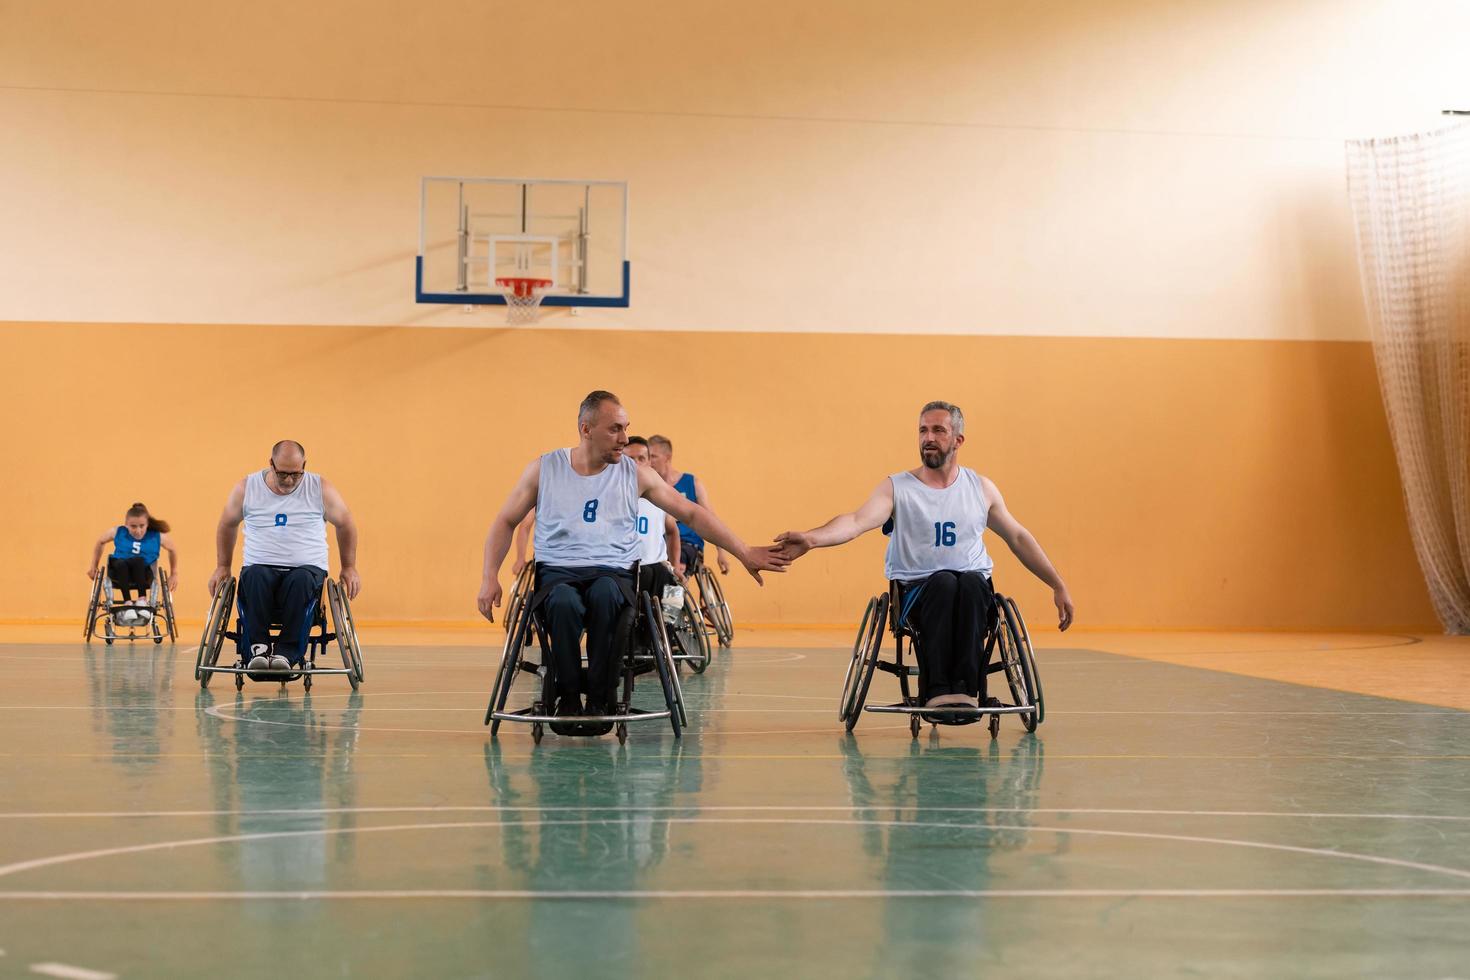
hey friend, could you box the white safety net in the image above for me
[1346,122,1470,633]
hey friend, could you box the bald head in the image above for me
[270,440,306,466]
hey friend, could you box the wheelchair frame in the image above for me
[486,561,687,744]
[84,564,177,645]
[194,574,364,692]
[838,579,1045,739]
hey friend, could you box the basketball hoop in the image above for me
[495,277,553,324]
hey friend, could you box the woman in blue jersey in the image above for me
[87,502,179,623]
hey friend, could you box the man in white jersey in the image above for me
[775,401,1073,713]
[476,391,785,724]
[625,436,684,594]
[208,440,361,676]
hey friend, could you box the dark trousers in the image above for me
[903,570,996,701]
[237,564,327,666]
[106,556,154,601]
[638,561,676,600]
[678,539,703,573]
[537,564,632,704]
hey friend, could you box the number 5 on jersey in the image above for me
[933,521,956,547]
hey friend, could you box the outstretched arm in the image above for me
[639,466,788,584]
[478,460,540,621]
[87,530,112,579]
[773,478,894,560]
[982,476,1073,631]
[322,477,360,599]
[208,480,246,597]
[694,476,730,575]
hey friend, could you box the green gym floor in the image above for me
[1,626,1468,978]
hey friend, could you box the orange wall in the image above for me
[0,321,1437,630]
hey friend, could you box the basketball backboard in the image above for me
[416,177,629,309]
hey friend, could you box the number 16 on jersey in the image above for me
[933,521,956,547]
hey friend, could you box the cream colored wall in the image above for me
[1,0,1465,337]
[0,1,1451,629]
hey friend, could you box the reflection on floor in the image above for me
[0,626,1467,977]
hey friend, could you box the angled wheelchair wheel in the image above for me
[994,596,1037,733]
[505,563,533,632]
[839,596,880,722]
[673,587,711,673]
[845,592,889,733]
[327,581,361,691]
[196,576,235,688]
[486,591,533,731]
[704,568,734,647]
[83,570,104,641]
[159,570,177,642]
[644,594,684,737]
[1003,595,1044,726]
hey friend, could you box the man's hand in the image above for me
[168,574,180,594]
[339,566,362,600]
[674,559,686,579]
[478,578,502,622]
[207,565,230,597]
[771,530,814,562]
[1054,587,1075,632]
[738,545,791,585]
[511,557,527,577]
[716,550,730,575]
[86,566,99,580]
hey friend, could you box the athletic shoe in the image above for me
[923,693,970,724]
[581,700,615,737]
[548,695,584,737]
[247,644,271,681]
[268,655,291,672]
[116,608,137,626]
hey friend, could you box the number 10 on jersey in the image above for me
[933,521,956,547]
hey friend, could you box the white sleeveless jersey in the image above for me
[883,467,993,582]
[242,470,330,571]
[636,496,670,564]
[533,449,641,568]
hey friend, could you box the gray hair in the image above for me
[578,390,622,425]
[920,400,964,435]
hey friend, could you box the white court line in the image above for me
[4,804,1470,822]
[29,964,116,980]
[3,817,1470,885]
[2,888,1470,902]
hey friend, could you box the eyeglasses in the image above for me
[272,465,305,482]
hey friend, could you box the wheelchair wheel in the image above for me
[505,563,533,632]
[839,596,880,722]
[160,571,177,642]
[486,590,533,731]
[338,580,364,682]
[994,598,1036,733]
[327,580,362,690]
[643,595,684,737]
[673,587,711,673]
[83,570,104,641]
[1004,595,1044,726]
[196,576,235,688]
[845,592,889,733]
[703,568,734,647]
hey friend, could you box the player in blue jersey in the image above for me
[647,435,730,577]
[87,502,179,624]
[774,401,1074,714]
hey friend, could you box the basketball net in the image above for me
[495,277,553,324]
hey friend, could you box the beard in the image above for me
[920,445,953,469]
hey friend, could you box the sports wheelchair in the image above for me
[507,560,713,673]
[194,574,364,692]
[486,561,687,744]
[84,564,176,645]
[839,578,1044,739]
[683,547,733,648]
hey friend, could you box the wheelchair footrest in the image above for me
[864,702,1034,716]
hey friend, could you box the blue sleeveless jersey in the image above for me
[673,472,704,549]
[112,527,161,564]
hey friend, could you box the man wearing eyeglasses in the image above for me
[208,440,361,675]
